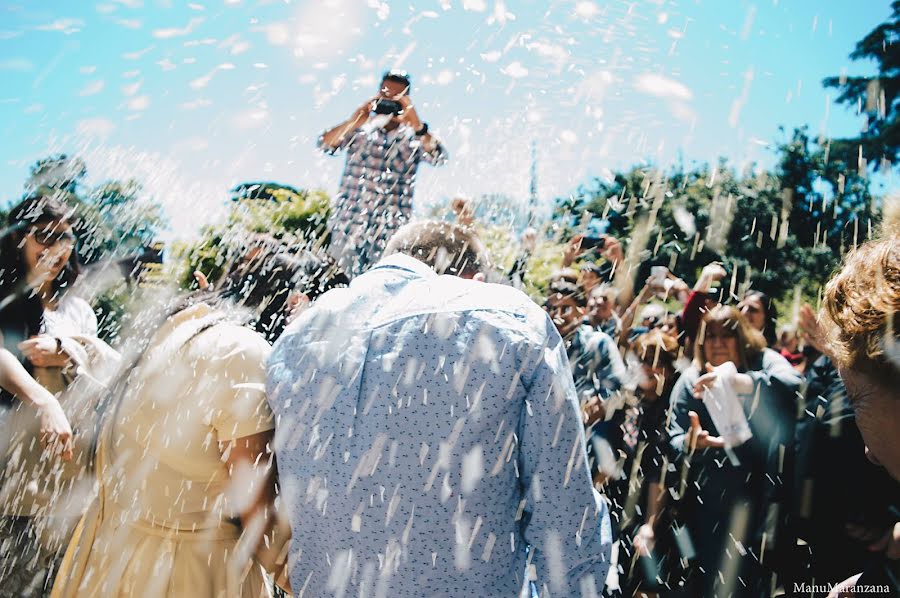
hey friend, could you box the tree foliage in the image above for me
[551,127,881,308]
[179,183,331,288]
[823,0,900,170]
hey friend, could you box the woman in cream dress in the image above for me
[51,299,281,598]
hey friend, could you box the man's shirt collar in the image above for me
[368,252,438,280]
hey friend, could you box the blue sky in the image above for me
[0,0,895,238]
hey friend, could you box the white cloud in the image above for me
[181,98,212,110]
[574,1,600,20]
[220,34,251,55]
[480,50,502,63]
[436,70,455,85]
[633,73,693,101]
[79,80,106,96]
[262,23,290,46]
[76,117,115,139]
[189,63,235,89]
[487,0,515,26]
[560,129,578,144]
[367,0,390,20]
[463,0,487,11]
[128,95,150,110]
[35,19,84,34]
[0,58,33,72]
[526,40,569,67]
[577,70,613,102]
[501,61,528,79]
[115,19,142,29]
[123,46,154,60]
[121,80,142,96]
[232,108,269,130]
[157,58,176,71]
[152,17,204,39]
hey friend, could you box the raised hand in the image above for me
[686,409,725,450]
[19,336,70,368]
[37,394,74,461]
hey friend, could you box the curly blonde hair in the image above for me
[823,236,899,385]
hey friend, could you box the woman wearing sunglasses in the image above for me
[0,193,109,597]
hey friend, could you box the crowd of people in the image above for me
[0,69,897,598]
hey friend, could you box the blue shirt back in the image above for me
[267,254,611,598]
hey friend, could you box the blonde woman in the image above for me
[667,305,802,598]
[49,273,304,596]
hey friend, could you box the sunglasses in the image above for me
[29,226,76,247]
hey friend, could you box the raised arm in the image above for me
[318,97,375,153]
[517,319,612,595]
[0,347,73,460]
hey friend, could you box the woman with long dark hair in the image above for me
[0,193,111,597]
[738,290,778,347]
[667,305,801,597]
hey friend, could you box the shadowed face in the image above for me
[587,288,614,323]
[702,321,740,367]
[545,293,584,337]
[840,366,900,482]
[378,78,409,126]
[739,295,766,333]
[21,219,75,286]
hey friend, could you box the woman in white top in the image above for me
[0,194,112,597]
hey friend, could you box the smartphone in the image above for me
[580,216,610,250]
[581,236,606,250]
[373,99,403,115]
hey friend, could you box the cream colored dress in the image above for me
[51,303,276,598]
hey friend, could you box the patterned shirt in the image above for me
[267,253,612,598]
[319,121,447,278]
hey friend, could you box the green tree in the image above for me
[823,1,900,170]
[180,183,331,288]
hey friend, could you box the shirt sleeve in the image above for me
[72,297,99,336]
[418,134,448,166]
[596,332,626,398]
[317,127,361,155]
[517,317,612,596]
[748,349,804,400]
[667,370,698,456]
[210,327,276,442]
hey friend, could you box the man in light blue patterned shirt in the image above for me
[267,221,611,597]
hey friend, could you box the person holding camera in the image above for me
[318,70,447,278]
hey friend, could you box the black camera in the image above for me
[373,99,403,115]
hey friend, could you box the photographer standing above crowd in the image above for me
[318,70,447,278]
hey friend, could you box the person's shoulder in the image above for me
[760,347,793,368]
[437,277,547,321]
[200,321,271,362]
[61,295,98,330]
[674,364,701,386]
[62,295,93,316]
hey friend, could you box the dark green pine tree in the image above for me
[823,1,900,170]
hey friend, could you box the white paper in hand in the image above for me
[703,361,753,448]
